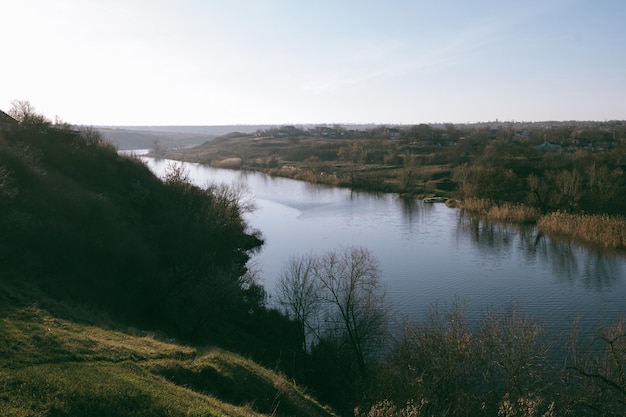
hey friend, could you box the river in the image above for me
[138,154,626,337]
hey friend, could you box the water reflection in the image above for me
[581,251,621,291]
[397,195,422,224]
[456,213,517,254]
[139,156,626,335]
[456,212,624,292]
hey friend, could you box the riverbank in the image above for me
[157,126,626,252]
[161,144,626,252]
[158,131,457,199]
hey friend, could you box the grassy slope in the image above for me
[0,287,335,417]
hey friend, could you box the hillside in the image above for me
[0,107,334,416]
[0,111,271,341]
[0,287,335,417]
[97,125,280,151]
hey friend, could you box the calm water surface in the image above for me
[141,156,626,336]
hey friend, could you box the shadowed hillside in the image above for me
[0,104,332,416]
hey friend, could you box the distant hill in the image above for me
[97,126,281,150]
[98,125,384,150]
[97,127,217,150]
[103,125,274,135]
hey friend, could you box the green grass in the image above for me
[0,289,336,417]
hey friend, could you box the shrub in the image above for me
[376,303,556,417]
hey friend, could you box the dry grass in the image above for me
[538,212,626,250]
[460,198,492,214]
[293,170,340,186]
[461,198,541,224]
[212,157,243,169]
[455,199,626,250]
[487,204,541,224]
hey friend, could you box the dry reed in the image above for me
[537,212,626,250]
[461,198,541,224]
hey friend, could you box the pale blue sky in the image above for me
[2,0,625,125]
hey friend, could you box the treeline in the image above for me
[0,103,298,360]
[182,121,626,217]
[344,123,625,216]
[453,138,625,216]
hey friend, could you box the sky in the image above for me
[2,0,626,126]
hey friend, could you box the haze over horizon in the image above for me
[3,0,625,126]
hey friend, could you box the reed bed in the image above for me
[461,198,541,224]
[538,212,626,250]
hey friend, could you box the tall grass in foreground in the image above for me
[538,212,626,250]
[461,198,541,224]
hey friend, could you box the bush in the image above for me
[375,302,556,417]
[0,114,264,345]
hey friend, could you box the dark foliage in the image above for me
[0,115,287,351]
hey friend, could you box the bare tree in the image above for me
[478,304,552,410]
[276,246,388,378]
[400,150,419,191]
[315,246,388,378]
[568,319,626,414]
[277,254,321,354]
[8,100,49,128]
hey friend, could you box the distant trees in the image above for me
[160,119,626,214]
[448,134,626,216]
